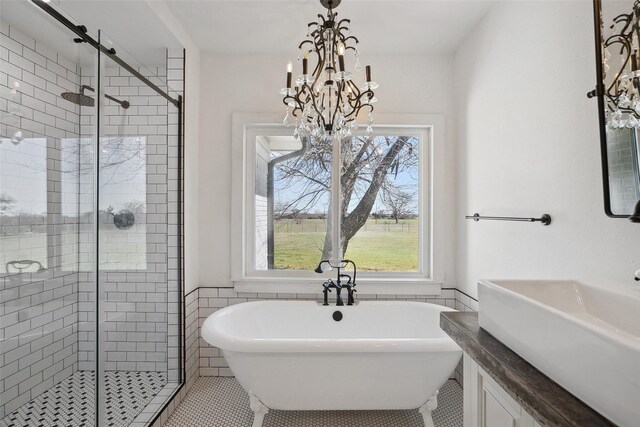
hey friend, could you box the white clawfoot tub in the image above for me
[202,300,462,427]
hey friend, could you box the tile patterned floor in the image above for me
[0,371,167,427]
[165,377,463,427]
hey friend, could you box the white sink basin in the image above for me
[478,279,640,427]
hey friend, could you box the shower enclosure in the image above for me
[0,1,183,426]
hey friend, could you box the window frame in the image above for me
[231,113,445,295]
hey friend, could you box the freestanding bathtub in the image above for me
[201,300,462,427]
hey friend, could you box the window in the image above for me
[98,136,147,270]
[231,113,444,294]
[0,138,49,274]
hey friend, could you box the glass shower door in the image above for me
[0,1,99,425]
[94,30,180,426]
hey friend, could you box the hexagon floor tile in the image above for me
[165,377,463,427]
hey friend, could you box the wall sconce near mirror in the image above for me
[590,0,640,220]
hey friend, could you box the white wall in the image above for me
[455,1,640,299]
[198,52,458,288]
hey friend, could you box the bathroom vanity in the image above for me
[440,312,615,427]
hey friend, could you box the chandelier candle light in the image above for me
[280,0,378,141]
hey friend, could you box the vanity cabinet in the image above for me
[442,312,615,427]
[463,354,540,427]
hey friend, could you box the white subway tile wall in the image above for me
[0,23,82,419]
[148,287,199,427]
[76,52,183,376]
[1,22,185,421]
[166,49,183,385]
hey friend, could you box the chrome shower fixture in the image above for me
[61,85,130,109]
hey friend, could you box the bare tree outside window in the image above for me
[269,134,420,271]
[381,184,416,224]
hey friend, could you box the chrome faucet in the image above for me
[315,260,357,306]
[634,269,640,281]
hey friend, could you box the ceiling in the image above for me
[164,0,496,55]
[1,0,495,68]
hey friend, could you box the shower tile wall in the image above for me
[166,49,183,384]
[77,56,183,376]
[0,23,82,418]
[143,289,200,427]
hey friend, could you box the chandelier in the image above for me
[601,1,640,129]
[280,0,378,140]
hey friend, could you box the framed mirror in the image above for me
[591,0,640,217]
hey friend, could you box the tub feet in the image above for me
[249,391,269,427]
[418,390,439,427]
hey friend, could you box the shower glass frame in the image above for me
[0,1,185,426]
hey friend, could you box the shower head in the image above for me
[60,85,130,109]
[314,260,332,273]
[61,90,95,107]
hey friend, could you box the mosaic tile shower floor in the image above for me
[165,377,463,427]
[0,371,166,427]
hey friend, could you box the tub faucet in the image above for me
[314,259,357,306]
[635,269,640,281]
[322,279,337,306]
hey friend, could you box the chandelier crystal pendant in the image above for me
[280,0,378,141]
[602,1,640,130]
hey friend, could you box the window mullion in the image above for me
[330,136,342,262]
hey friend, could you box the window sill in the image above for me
[233,277,442,296]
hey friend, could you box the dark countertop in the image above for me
[440,312,615,427]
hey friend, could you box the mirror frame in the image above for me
[591,0,639,217]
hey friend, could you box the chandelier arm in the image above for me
[342,35,360,45]
[330,81,345,127]
[283,94,304,114]
[345,80,362,112]
[604,33,632,56]
[352,89,374,107]
[352,104,374,119]
[603,36,632,97]
[344,91,374,121]
[304,84,324,119]
[347,79,361,97]
[320,91,328,128]
[299,39,315,50]
[310,46,326,90]
[612,12,634,34]
[610,104,640,116]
